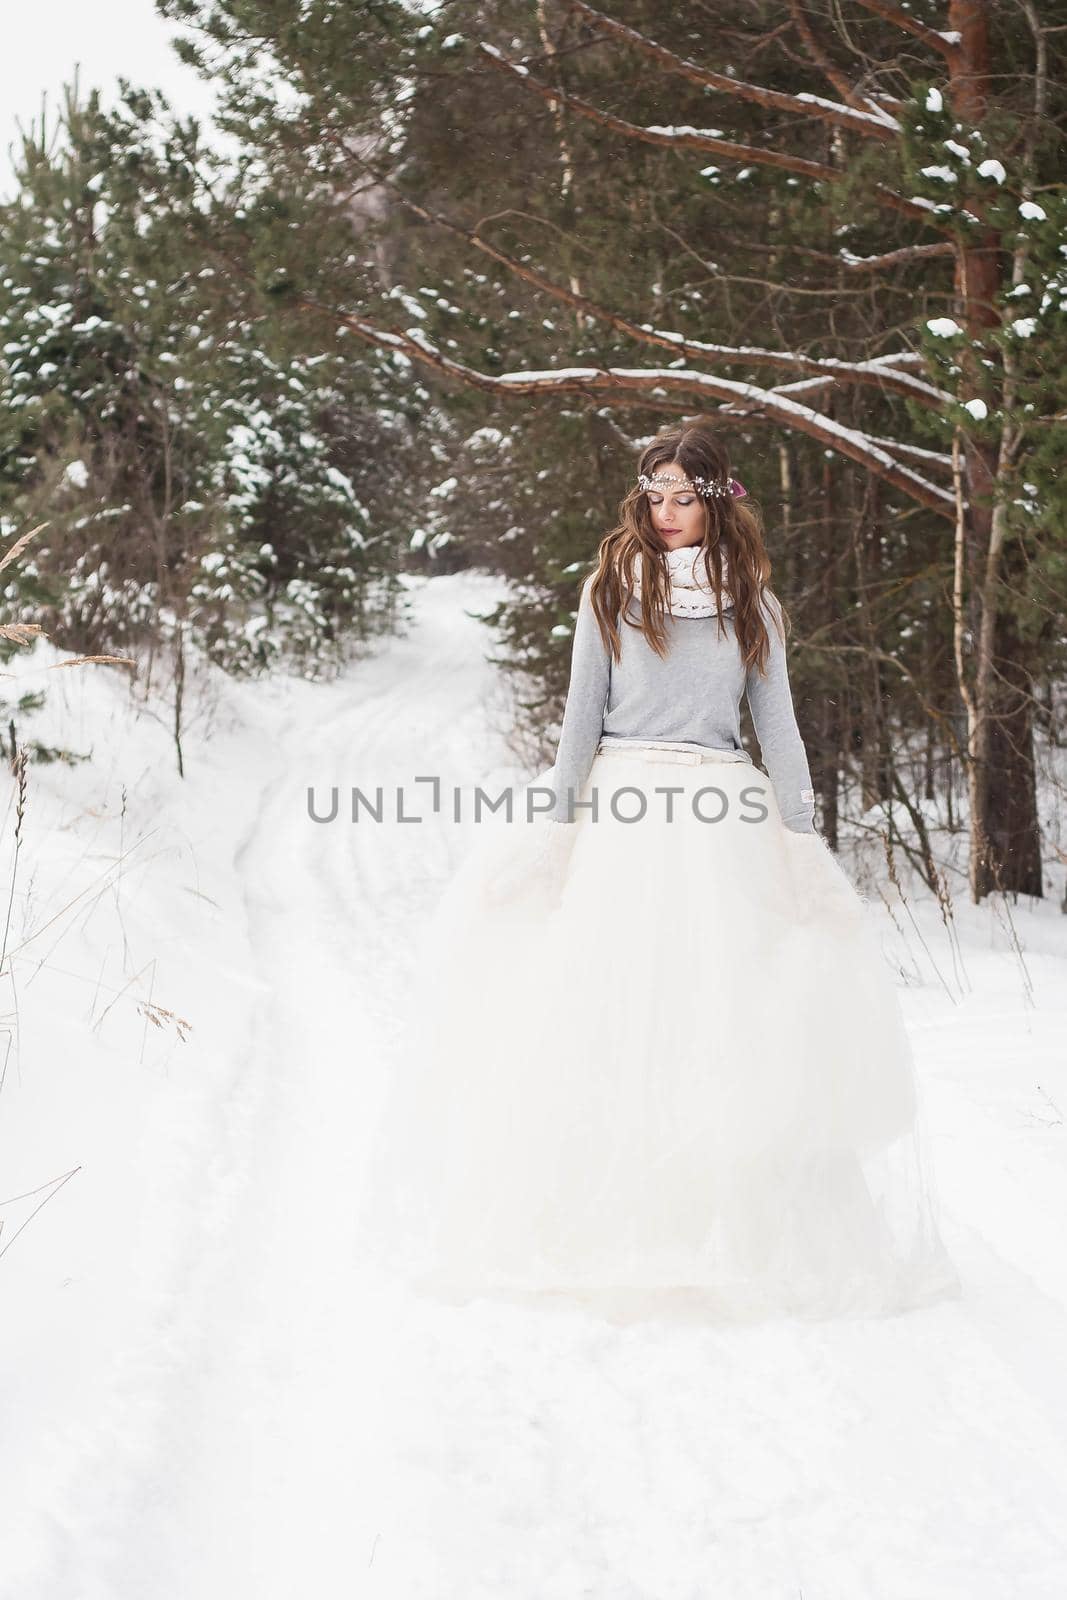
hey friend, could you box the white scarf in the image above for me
[630,543,733,618]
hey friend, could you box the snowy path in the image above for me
[5,572,1067,1599]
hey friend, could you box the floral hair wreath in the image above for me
[637,470,747,500]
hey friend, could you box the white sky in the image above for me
[1,0,219,199]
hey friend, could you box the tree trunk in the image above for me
[974,608,1044,897]
[852,470,889,813]
[814,447,841,849]
[950,0,1043,900]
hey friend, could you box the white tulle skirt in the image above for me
[357,745,962,1322]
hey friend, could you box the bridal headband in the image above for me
[637,470,748,500]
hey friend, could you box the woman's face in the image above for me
[643,461,707,549]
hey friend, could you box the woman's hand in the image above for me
[783,828,867,918]
[483,817,578,913]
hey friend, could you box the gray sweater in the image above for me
[545,578,817,832]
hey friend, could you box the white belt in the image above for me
[596,739,749,767]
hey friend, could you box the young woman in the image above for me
[360,425,961,1322]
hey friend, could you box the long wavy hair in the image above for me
[585,423,786,676]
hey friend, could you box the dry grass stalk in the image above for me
[0,1165,82,1261]
[137,999,192,1043]
[0,522,48,577]
[49,654,136,670]
[881,825,964,1003]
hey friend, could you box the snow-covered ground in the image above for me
[2,569,1066,1600]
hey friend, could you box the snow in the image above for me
[793,90,899,133]
[865,432,953,467]
[495,364,955,507]
[1019,201,1047,222]
[645,125,741,141]
[465,426,510,452]
[925,87,944,112]
[927,317,962,337]
[3,569,1067,1597]
[869,351,927,369]
[963,398,989,420]
[328,324,950,510]
[521,340,950,408]
[977,159,1006,184]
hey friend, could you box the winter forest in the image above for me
[2,2,1067,1596]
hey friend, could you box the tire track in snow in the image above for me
[23,572,515,1600]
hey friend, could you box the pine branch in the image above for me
[852,0,962,62]
[569,0,900,138]
[840,241,957,270]
[291,291,958,520]
[477,43,835,181]
[858,433,955,469]
[477,43,944,230]
[380,182,953,410]
[787,0,900,122]
[716,388,955,469]
[737,236,955,274]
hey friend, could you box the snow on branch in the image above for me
[787,0,900,125]
[477,43,943,229]
[850,432,954,469]
[297,294,957,520]
[839,241,957,271]
[494,366,959,516]
[379,182,952,411]
[718,385,956,468]
[635,331,952,409]
[731,365,954,427]
[568,0,900,138]
[478,43,837,183]
[744,381,955,471]
[853,0,962,61]
[860,351,928,369]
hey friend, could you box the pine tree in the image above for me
[156,0,1065,897]
[0,80,422,700]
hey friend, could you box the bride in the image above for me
[358,423,962,1322]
